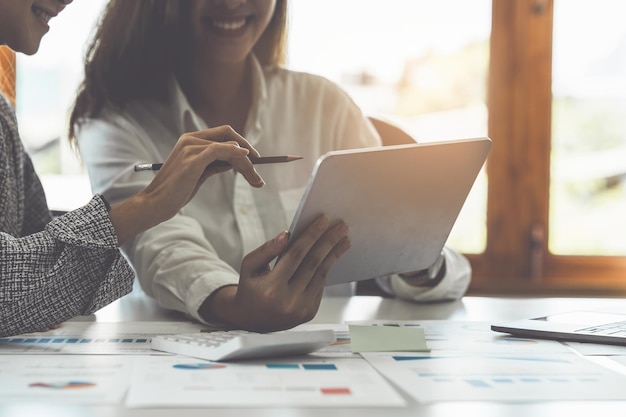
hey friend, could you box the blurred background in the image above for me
[6,0,625,294]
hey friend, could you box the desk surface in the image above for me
[4,292,626,416]
[93,288,626,324]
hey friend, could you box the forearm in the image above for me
[123,216,240,321]
[0,197,134,336]
[0,254,133,337]
[108,193,168,246]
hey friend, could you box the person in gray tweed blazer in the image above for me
[0,0,350,337]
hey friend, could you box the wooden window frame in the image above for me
[468,0,626,296]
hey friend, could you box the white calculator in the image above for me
[151,329,335,362]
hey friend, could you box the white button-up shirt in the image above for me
[77,56,471,325]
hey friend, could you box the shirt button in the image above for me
[239,206,249,215]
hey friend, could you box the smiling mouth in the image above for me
[32,5,53,25]
[210,16,251,33]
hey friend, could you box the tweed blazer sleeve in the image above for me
[0,95,134,337]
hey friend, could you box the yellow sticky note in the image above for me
[348,324,429,353]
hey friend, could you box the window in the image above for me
[550,0,626,256]
[473,0,626,294]
[287,0,492,254]
[0,47,16,105]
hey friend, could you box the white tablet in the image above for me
[286,137,492,287]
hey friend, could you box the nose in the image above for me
[56,0,73,13]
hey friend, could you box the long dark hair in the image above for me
[68,0,288,144]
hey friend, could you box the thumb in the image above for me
[240,231,289,276]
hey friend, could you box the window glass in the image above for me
[550,0,626,255]
[15,0,107,211]
[287,0,491,253]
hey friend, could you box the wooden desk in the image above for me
[3,293,626,416]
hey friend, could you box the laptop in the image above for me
[492,311,626,345]
[285,137,492,287]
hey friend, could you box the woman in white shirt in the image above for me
[2,0,351,337]
[70,0,471,331]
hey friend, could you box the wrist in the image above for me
[198,285,240,326]
[108,193,157,246]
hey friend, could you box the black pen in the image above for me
[134,155,303,172]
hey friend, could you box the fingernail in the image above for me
[335,222,349,235]
[250,172,264,187]
[274,231,288,245]
[316,215,329,230]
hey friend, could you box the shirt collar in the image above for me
[168,54,268,136]
[167,76,204,133]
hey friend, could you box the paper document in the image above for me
[565,341,626,356]
[126,355,406,408]
[361,351,626,403]
[0,355,132,404]
[0,321,206,355]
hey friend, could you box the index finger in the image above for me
[198,143,265,187]
[193,125,261,158]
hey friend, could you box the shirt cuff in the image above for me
[185,271,240,327]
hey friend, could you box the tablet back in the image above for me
[287,137,492,287]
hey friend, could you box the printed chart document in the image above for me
[126,355,406,408]
[361,351,626,403]
[0,321,206,355]
[0,355,132,404]
[351,320,626,403]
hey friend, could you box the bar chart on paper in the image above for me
[0,334,152,354]
[0,322,206,355]
[361,352,626,402]
[126,355,406,408]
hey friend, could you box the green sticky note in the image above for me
[348,324,429,353]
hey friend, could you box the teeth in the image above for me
[212,18,246,31]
